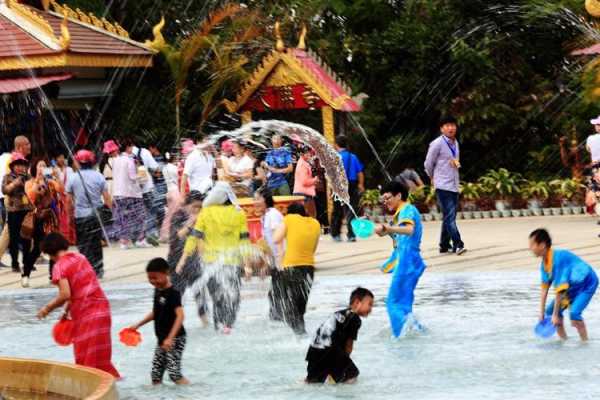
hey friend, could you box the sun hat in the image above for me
[9,152,28,168]
[591,115,600,125]
[102,140,119,154]
[74,149,96,164]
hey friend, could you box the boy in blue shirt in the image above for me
[376,181,426,337]
[529,229,598,341]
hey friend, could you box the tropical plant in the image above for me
[408,185,426,204]
[459,182,481,202]
[478,168,522,199]
[360,188,381,209]
[424,185,437,206]
[550,178,585,201]
[149,4,256,132]
[521,180,551,200]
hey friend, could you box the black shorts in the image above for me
[306,347,359,384]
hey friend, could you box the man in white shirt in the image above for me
[180,142,215,196]
[133,144,161,245]
[587,116,600,164]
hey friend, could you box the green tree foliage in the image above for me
[60,0,600,182]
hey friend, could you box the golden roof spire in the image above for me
[58,10,70,49]
[143,16,166,51]
[297,24,307,50]
[275,21,285,52]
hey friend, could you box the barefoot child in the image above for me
[305,287,374,384]
[376,181,426,337]
[529,229,598,341]
[129,258,189,385]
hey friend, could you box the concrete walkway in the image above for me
[0,215,599,290]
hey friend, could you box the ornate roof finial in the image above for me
[297,24,307,50]
[143,16,166,51]
[275,21,285,52]
[58,10,70,49]
[587,0,600,17]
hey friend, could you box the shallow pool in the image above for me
[1,271,600,400]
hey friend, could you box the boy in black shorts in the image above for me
[305,287,374,384]
[130,258,189,385]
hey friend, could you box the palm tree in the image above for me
[148,4,255,132]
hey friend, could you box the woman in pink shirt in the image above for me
[293,146,318,218]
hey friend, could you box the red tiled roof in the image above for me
[0,14,55,57]
[291,49,360,112]
[42,11,150,56]
[0,73,72,93]
[225,48,361,113]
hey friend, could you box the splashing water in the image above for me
[213,119,351,207]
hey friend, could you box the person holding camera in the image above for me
[2,153,33,278]
[21,159,62,286]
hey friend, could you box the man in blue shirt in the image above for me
[263,135,293,195]
[332,135,365,242]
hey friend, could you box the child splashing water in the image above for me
[529,229,598,341]
[376,181,426,338]
[305,288,374,384]
[129,258,189,385]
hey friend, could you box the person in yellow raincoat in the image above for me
[176,182,251,334]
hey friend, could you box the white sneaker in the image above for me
[21,276,29,288]
[119,241,132,250]
[135,239,153,248]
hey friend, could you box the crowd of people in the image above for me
[0,132,339,287]
[20,115,600,387]
[21,128,375,384]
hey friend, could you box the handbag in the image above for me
[96,204,113,226]
[78,171,113,226]
[20,209,35,240]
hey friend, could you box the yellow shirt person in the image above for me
[183,204,250,265]
[272,203,321,335]
[280,213,321,268]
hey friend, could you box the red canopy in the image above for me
[0,73,72,94]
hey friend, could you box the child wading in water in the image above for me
[376,181,426,337]
[305,287,374,384]
[129,258,189,385]
[530,229,598,341]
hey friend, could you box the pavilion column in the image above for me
[322,106,335,223]
[241,111,252,125]
[321,106,334,144]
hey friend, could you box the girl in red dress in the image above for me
[37,233,120,377]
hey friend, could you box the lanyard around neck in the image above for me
[442,136,457,158]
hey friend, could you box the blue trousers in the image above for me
[545,275,598,321]
[387,263,425,337]
[436,189,464,251]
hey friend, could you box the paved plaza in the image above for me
[0,215,599,290]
